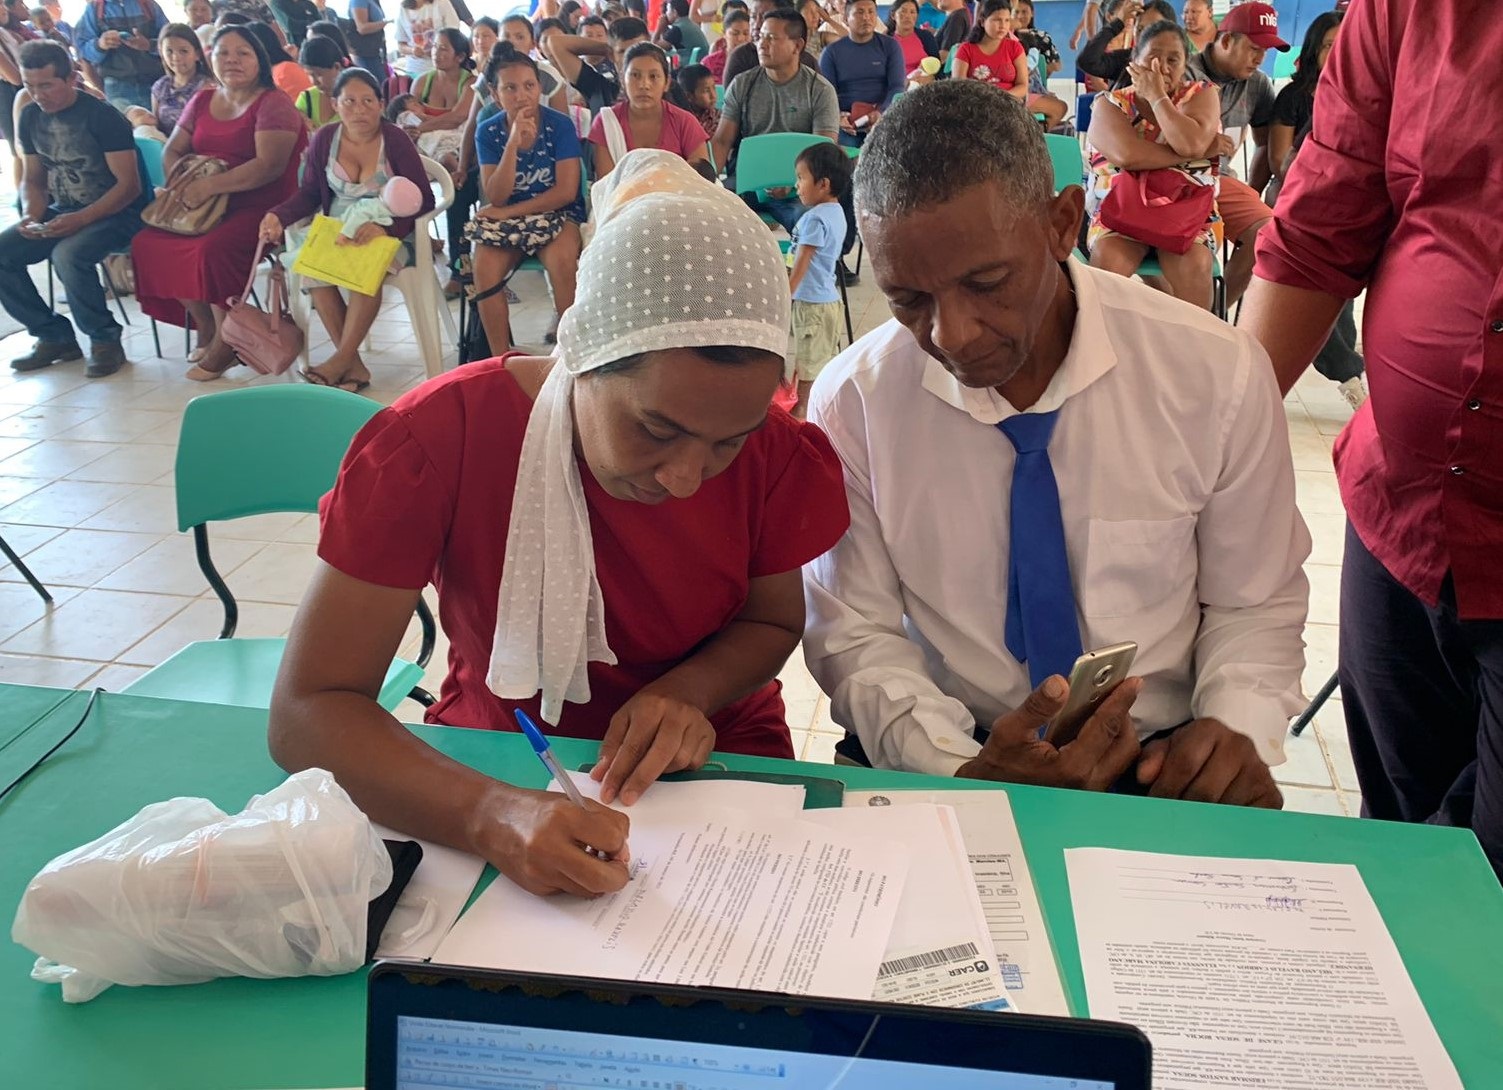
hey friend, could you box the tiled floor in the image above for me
[0,202,1363,817]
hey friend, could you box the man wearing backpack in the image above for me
[76,0,166,109]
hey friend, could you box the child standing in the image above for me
[787,142,851,419]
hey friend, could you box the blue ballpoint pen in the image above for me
[514,708,590,808]
[514,709,629,864]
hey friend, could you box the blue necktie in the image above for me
[997,411,1083,689]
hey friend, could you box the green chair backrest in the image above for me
[134,134,165,190]
[689,46,703,63]
[174,385,382,531]
[732,132,831,197]
[1271,50,1297,80]
[1044,132,1084,194]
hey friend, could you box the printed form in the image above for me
[432,775,908,1000]
[806,804,1012,1011]
[1066,848,1463,1090]
[846,789,1070,1015]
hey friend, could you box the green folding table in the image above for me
[1,685,1499,1089]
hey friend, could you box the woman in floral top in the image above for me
[1083,20,1221,309]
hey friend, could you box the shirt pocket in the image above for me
[1077,515,1197,619]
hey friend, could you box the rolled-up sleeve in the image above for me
[803,380,981,777]
[1254,0,1397,298]
[1189,336,1311,767]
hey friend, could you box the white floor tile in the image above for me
[1305,563,1342,626]
[0,652,106,688]
[800,730,839,765]
[1303,511,1347,566]
[0,439,120,479]
[223,541,320,605]
[51,408,182,446]
[116,598,299,668]
[95,534,264,597]
[82,662,152,691]
[1,587,192,661]
[1280,786,1349,817]
[0,478,138,527]
[65,443,177,485]
[3,527,158,588]
[1301,622,1339,700]
[0,521,64,556]
[0,404,103,439]
[1294,470,1345,516]
[1312,701,1361,793]
[77,484,178,534]
[1274,725,1333,790]
[0,582,79,642]
[213,511,307,542]
[0,436,38,461]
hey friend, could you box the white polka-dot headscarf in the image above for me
[488,149,792,723]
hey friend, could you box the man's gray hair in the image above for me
[855,81,1054,218]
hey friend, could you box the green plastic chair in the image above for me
[1044,132,1084,192]
[1272,50,1297,81]
[122,385,436,711]
[732,131,830,203]
[688,46,703,63]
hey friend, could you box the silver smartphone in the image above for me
[1044,642,1138,747]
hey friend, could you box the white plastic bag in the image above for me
[12,768,392,1003]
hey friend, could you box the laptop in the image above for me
[366,962,1151,1089]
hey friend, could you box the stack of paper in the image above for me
[845,789,1070,1015]
[431,774,910,1000]
[1066,848,1463,1089]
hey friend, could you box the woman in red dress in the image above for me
[131,25,307,380]
[269,150,850,900]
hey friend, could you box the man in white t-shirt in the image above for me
[803,82,1308,807]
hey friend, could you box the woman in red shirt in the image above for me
[952,0,1027,100]
[268,150,849,900]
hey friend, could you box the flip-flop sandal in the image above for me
[300,367,333,386]
[334,379,372,394]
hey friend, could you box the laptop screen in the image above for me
[396,1015,1115,1089]
[367,965,1149,1090]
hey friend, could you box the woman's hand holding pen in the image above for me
[474,782,631,897]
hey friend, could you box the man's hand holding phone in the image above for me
[956,674,1142,791]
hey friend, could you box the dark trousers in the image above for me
[447,168,479,275]
[0,213,142,346]
[1339,523,1503,881]
[1312,298,1364,384]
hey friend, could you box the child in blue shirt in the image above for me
[787,142,851,418]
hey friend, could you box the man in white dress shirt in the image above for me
[803,82,1309,807]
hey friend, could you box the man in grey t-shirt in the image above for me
[1185,1,1287,305]
[712,8,840,236]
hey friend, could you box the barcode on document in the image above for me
[876,942,981,978]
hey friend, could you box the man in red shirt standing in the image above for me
[1243,0,1503,880]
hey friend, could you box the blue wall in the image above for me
[1007,1,1328,79]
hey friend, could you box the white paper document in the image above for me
[369,824,487,961]
[1066,848,1463,1090]
[433,777,907,1000]
[846,789,1070,1016]
[806,804,1012,1011]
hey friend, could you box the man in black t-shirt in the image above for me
[544,15,650,114]
[0,41,144,377]
[934,0,970,65]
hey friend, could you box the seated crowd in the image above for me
[0,0,1352,393]
[0,1,1491,890]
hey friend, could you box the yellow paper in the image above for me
[289,214,401,296]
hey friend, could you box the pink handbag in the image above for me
[221,242,304,376]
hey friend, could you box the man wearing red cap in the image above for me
[1186,0,1287,307]
[1244,0,1503,881]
